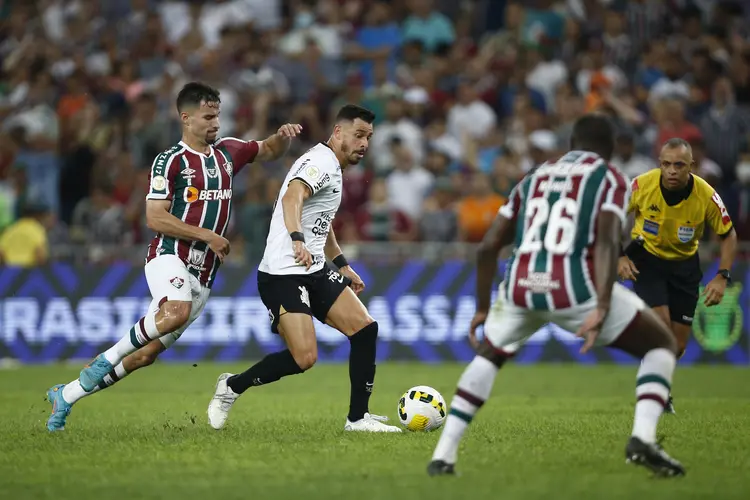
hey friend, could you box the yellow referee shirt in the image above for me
[627,170,733,260]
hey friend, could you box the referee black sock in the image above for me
[227,349,304,395]
[347,321,378,422]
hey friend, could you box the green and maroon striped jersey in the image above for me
[145,138,259,287]
[499,151,630,310]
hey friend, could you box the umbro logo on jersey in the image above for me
[182,167,196,180]
[648,204,661,212]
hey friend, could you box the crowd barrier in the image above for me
[0,260,746,365]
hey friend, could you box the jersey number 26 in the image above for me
[518,197,578,255]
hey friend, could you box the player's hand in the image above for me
[293,241,313,269]
[468,310,488,350]
[617,256,639,282]
[206,234,231,262]
[277,123,303,138]
[339,265,365,295]
[575,306,609,354]
[702,276,727,307]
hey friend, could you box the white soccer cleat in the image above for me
[207,373,239,430]
[344,412,402,432]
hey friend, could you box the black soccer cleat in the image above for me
[665,396,676,415]
[625,437,685,478]
[427,460,456,476]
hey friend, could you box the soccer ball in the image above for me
[397,385,447,431]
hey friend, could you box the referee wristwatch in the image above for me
[717,269,731,284]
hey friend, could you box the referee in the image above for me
[619,138,737,413]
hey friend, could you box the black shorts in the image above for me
[627,244,702,325]
[258,264,352,334]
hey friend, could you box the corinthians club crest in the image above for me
[693,283,744,353]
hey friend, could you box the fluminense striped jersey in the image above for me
[145,138,259,287]
[499,151,630,310]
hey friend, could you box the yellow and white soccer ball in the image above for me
[397,385,446,431]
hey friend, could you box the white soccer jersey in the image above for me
[259,143,343,275]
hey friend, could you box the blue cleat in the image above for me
[79,354,113,392]
[46,384,72,432]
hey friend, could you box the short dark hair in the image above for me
[662,137,692,153]
[176,82,221,112]
[570,114,616,160]
[335,104,375,124]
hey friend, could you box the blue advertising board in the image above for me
[0,261,747,365]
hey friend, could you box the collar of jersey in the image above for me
[660,173,694,206]
[179,140,215,158]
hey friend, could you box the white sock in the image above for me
[62,363,129,404]
[632,348,676,443]
[432,356,499,464]
[103,312,159,365]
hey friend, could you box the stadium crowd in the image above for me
[1,0,750,266]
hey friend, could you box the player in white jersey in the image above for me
[207,104,401,433]
[428,115,684,477]
[45,82,302,432]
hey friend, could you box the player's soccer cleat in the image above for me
[427,460,456,476]
[78,354,114,392]
[46,384,72,432]
[625,436,685,477]
[665,395,676,415]
[344,413,402,432]
[207,373,239,430]
[366,413,389,423]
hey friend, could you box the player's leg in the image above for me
[323,282,400,432]
[47,273,208,431]
[207,273,315,429]
[632,267,678,413]
[76,255,194,392]
[428,296,545,475]
[597,284,685,477]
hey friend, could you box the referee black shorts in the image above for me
[626,244,702,325]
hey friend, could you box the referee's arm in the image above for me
[704,193,738,306]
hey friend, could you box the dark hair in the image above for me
[176,82,221,112]
[570,114,616,160]
[662,137,693,153]
[335,104,376,124]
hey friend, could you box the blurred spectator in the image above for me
[4,0,750,261]
[356,177,415,241]
[402,0,455,53]
[690,137,723,186]
[419,177,458,242]
[611,131,655,179]
[0,203,51,267]
[456,172,506,243]
[370,98,424,173]
[654,98,703,155]
[386,139,434,221]
[700,76,750,178]
[724,152,750,241]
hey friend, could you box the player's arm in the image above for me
[255,124,303,162]
[282,180,314,269]
[594,211,622,312]
[145,200,230,260]
[325,228,365,293]
[476,214,516,313]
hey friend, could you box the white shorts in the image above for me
[143,254,210,348]
[485,282,646,354]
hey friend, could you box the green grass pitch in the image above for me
[1,362,749,500]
